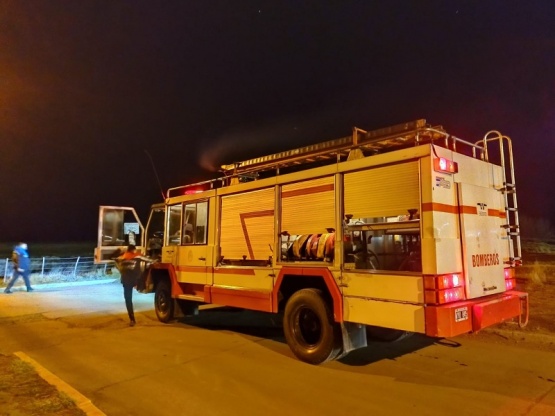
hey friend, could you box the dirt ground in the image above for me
[0,354,86,416]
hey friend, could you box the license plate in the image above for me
[455,307,468,322]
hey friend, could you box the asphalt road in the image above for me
[0,280,554,416]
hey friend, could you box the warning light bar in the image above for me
[434,157,458,174]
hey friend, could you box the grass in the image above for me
[0,354,86,415]
[520,240,555,286]
[31,270,117,284]
[1,269,118,288]
[527,260,553,285]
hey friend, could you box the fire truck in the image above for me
[95,119,528,364]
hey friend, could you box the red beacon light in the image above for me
[183,188,204,195]
[182,183,211,195]
[167,180,217,198]
[184,186,206,195]
[434,157,458,174]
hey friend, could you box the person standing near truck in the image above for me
[4,242,34,294]
[115,245,154,326]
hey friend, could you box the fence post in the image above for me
[73,256,80,276]
[41,257,46,278]
[3,259,7,283]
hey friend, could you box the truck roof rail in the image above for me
[220,119,486,177]
[167,119,492,196]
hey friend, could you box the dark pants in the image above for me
[6,270,31,291]
[123,283,135,322]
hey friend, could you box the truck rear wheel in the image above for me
[283,288,342,365]
[155,280,174,323]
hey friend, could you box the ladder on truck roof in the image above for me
[221,119,441,176]
[220,118,488,177]
[479,131,522,266]
[169,119,446,196]
[168,119,452,196]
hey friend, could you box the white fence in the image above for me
[1,256,109,279]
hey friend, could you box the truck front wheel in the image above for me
[283,288,342,365]
[155,280,174,323]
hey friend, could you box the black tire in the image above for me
[283,288,342,365]
[155,280,174,323]
[366,325,413,342]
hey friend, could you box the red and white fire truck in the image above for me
[95,119,528,364]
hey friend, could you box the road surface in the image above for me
[0,280,554,415]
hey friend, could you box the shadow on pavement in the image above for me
[338,335,458,366]
[179,307,286,341]
[177,307,450,365]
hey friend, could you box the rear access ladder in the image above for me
[479,131,522,266]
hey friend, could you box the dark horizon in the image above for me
[1,1,553,244]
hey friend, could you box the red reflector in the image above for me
[441,287,465,303]
[425,287,466,304]
[434,157,458,174]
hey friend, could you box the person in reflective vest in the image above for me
[115,245,154,326]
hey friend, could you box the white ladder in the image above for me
[481,131,522,265]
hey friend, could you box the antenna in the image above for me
[144,150,166,200]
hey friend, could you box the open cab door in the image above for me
[94,206,144,264]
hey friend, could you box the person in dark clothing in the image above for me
[146,231,163,260]
[115,245,154,326]
[5,242,34,294]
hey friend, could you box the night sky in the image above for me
[1,1,553,243]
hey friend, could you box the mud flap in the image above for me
[336,322,367,359]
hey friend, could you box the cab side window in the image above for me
[182,201,208,245]
[167,204,182,246]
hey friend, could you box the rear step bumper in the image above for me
[424,291,528,338]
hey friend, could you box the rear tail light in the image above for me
[504,268,516,291]
[424,273,466,305]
